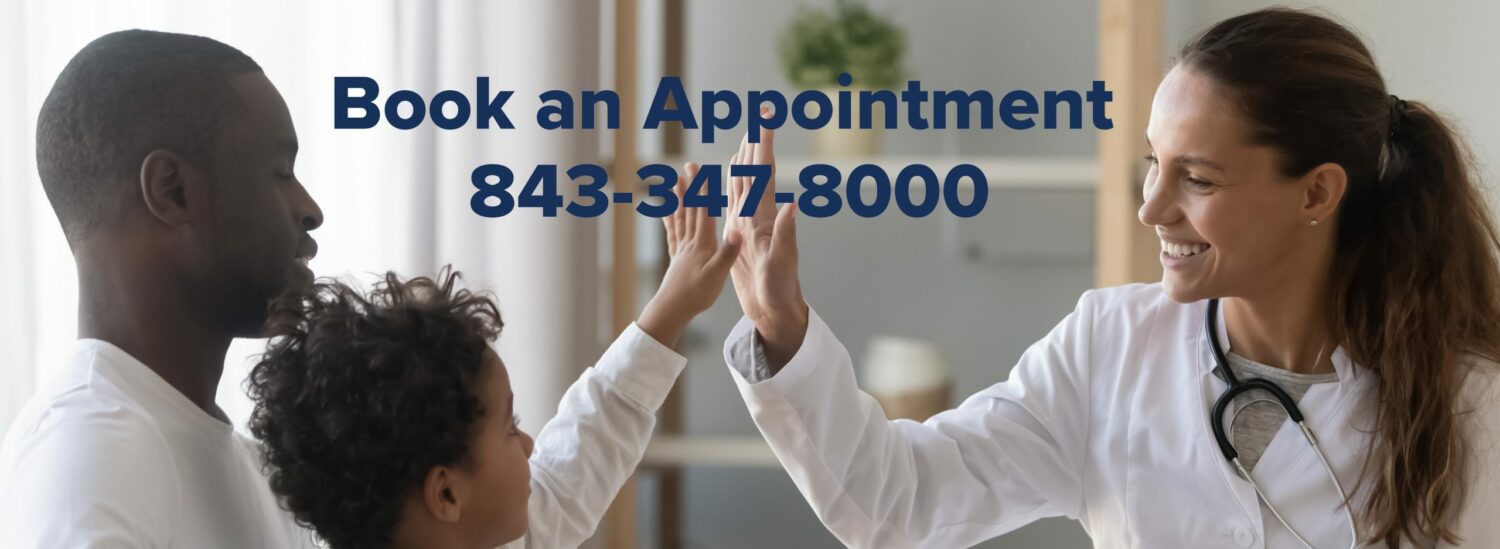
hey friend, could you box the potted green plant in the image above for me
[780,0,905,156]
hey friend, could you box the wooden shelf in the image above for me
[622,155,1098,192]
[642,435,780,468]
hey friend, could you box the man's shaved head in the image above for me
[36,29,262,242]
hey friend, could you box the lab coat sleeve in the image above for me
[499,323,687,549]
[725,293,1097,548]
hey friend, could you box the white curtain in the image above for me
[0,0,608,439]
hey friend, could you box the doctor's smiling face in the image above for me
[1138,66,1346,303]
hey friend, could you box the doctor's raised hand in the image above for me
[722,111,808,369]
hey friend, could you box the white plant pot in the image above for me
[862,335,950,421]
[814,87,884,157]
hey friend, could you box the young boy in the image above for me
[247,172,741,549]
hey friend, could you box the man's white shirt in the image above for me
[1,322,685,548]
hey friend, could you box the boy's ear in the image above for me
[138,149,196,227]
[422,466,467,523]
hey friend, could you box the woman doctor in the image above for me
[715,8,1500,548]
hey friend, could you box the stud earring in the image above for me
[1310,218,1319,226]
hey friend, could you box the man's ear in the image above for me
[139,149,194,226]
[422,466,467,524]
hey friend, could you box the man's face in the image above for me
[191,71,322,336]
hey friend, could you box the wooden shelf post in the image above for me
[1097,0,1164,286]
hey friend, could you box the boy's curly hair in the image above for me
[247,268,503,549]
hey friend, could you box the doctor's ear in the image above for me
[139,149,203,227]
[1300,162,1348,224]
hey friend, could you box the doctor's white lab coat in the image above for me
[723,283,1500,548]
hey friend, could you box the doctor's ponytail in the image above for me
[1182,8,1500,546]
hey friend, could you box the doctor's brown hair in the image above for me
[1180,8,1500,545]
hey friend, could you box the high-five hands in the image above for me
[724,108,809,371]
[637,163,744,348]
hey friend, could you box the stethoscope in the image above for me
[1205,298,1360,548]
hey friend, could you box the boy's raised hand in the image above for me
[636,163,744,347]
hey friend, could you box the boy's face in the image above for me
[458,349,535,545]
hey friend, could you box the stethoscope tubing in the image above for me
[1204,298,1360,549]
